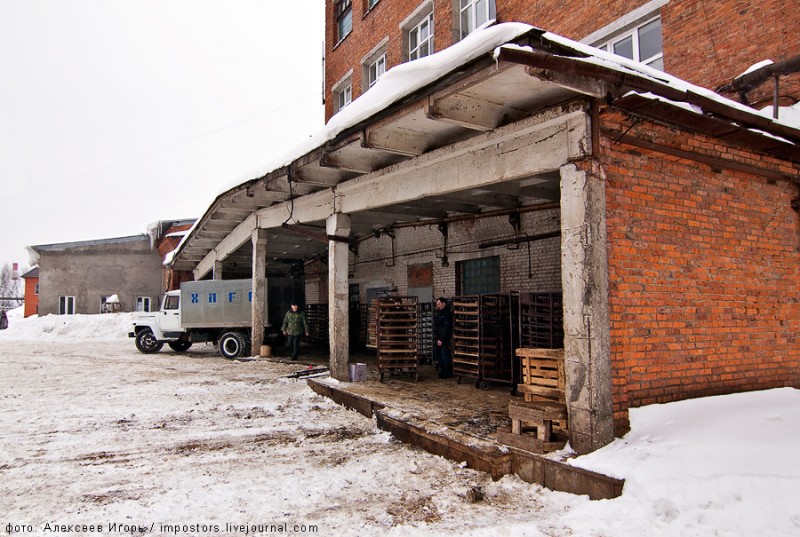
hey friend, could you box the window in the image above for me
[136,296,151,312]
[331,70,353,114]
[459,0,495,40]
[367,53,386,88]
[335,0,352,43]
[164,295,180,310]
[409,12,434,61]
[336,84,352,111]
[34,283,39,295]
[367,0,380,9]
[59,295,75,315]
[361,38,388,92]
[598,16,663,70]
[456,256,500,296]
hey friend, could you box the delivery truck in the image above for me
[129,279,280,359]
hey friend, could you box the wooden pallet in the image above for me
[517,348,565,403]
[498,348,568,453]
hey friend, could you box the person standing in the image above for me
[281,302,309,360]
[432,297,453,379]
[0,310,8,330]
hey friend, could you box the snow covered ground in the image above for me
[1,309,798,536]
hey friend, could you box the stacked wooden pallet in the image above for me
[376,296,418,381]
[497,348,568,453]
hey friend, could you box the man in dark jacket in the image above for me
[432,297,453,379]
[281,302,309,360]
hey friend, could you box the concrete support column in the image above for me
[212,260,223,280]
[251,228,268,356]
[559,162,614,454]
[326,213,351,381]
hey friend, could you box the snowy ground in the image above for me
[1,309,798,536]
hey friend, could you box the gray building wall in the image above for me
[35,235,164,315]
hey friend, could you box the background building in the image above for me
[29,219,195,316]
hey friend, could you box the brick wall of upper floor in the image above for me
[324,0,800,121]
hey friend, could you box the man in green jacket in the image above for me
[281,302,309,360]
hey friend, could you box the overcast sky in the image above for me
[0,1,325,271]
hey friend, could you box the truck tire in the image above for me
[135,329,164,354]
[168,340,192,352]
[219,331,249,359]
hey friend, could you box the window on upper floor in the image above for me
[335,0,352,44]
[336,84,352,111]
[596,16,663,70]
[367,54,386,88]
[331,69,353,115]
[361,37,388,92]
[458,0,496,40]
[367,0,380,9]
[34,283,39,295]
[409,12,434,61]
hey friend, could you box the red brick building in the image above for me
[312,0,800,444]
[325,0,799,121]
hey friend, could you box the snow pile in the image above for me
[564,387,800,536]
[0,309,135,341]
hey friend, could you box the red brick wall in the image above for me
[325,0,800,121]
[600,109,800,433]
[156,223,194,292]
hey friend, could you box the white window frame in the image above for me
[458,0,495,40]
[59,295,75,315]
[136,296,151,313]
[582,1,668,70]
[367,0,380,9]
[597,16,663,69]
[331,69,353,115]
[336,84,352,111]
[367,54,386,89]
[361,38,388,92]
[408,12,434,61]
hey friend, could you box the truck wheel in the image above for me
[219,331,249,359]
[135,329,163,354]
[168,340,192,353]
